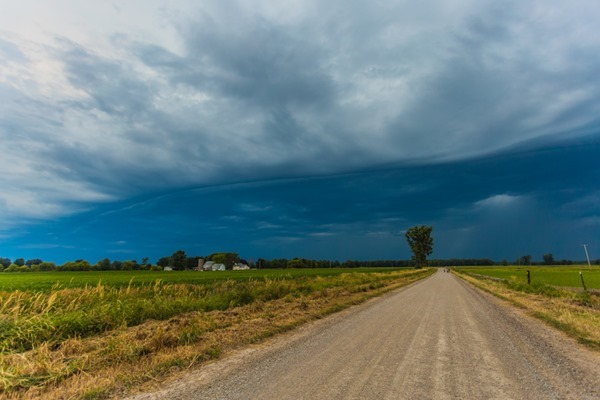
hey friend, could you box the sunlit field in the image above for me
[0,268,403,292]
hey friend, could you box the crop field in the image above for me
[0,268,402,292]
[0,267,432,399]
[456,266,600,289]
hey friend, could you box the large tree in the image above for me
[208,252,239,270]
[96,258,111,270]
[26,258,43,266]
[405,225,434,268]
[186,256,203,270]
[156,257,170,268]
[170,250,187,270]
[543,253,554,265]
[517,255,532,265]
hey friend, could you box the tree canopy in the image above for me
[405,225,434,268]
[208,252,240,270]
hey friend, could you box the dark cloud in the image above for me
[60,43,154,117]
[0,1,599,262]
[7,137,596,263]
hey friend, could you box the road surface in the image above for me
[130,270,600,400]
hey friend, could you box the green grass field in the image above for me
[456,266,600,289]
[0,268,404,292]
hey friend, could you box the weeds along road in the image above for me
[130,270,600,400]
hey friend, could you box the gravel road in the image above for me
[129,270,600,400]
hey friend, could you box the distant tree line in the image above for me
[1,252,598,273]
[0,256,160,272]
[254,256,597,269]
[511,253,580,266]
[254,258,500,269]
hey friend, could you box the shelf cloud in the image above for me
[1,1,598,262]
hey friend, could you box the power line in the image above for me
[582,244,591,267]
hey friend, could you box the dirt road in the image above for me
[129,270,599,399]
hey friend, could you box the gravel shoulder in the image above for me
[127,270,600,400]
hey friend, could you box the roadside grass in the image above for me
[456,266,600,289]
[454,270,600,351]
[0,268,433,399]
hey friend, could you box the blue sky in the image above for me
[1,1,598,264]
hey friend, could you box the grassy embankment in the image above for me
[454,266,600,350]
[0,268,433,399]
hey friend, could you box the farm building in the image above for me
[212,263,226,271]
[200,261,226,271]
[194,258,205,271]
[202,261,215,271]
[232,263,250,270]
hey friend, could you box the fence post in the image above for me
[527,270,531,285]
[579,272,587,291]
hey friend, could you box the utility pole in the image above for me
[582,244,591,267]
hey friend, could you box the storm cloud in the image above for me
[0,1,598,261]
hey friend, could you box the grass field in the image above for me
[0,267,432,399]
[0,268,402,292]
[455,266,600,289]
